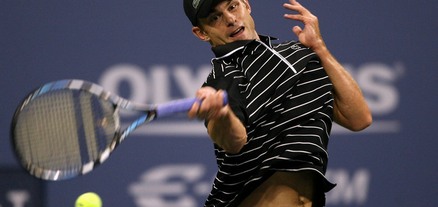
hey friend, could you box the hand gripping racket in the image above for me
[10,79,227,181]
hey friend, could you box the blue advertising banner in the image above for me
[1,0,437,206]
[0,169,44,207]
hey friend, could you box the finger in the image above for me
[291,0,303,7]
[199,95,217,120]
[292,26,302,36]
[284,13,303,22]
[283,3,299,13]
[283,3,306,22]
[216,90,227,106]
[202,93,219,119]
[197,86,217,95]
[187,101,201,119]
[283,1,310,16]
[204,91,227,120]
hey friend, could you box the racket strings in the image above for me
[78,91,118,162]
[15,91,80,170]
[13,90,117,173]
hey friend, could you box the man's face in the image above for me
[192,0,259,47]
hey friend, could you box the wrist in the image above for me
[311,40,328,56]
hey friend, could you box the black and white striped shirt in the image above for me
[203,36,335,207]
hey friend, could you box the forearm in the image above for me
[283,0,371,131]
[314,45,372,131]
[207,106,247,154]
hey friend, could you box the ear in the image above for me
[192,26,210,42]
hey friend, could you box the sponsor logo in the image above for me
[128,164,371,207]
[99,61,404,136]
[192,0,201,9]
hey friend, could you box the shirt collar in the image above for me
[211,35,277,58]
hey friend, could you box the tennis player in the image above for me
[185,0,372,206]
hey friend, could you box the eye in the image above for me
[229,2,238,11]
[209,14,221,23]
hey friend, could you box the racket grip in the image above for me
[156,91,228,118]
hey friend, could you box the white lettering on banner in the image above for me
[128,164,211,207]
[128,164,371,207]
[173,65,211,99]
[99,62,403,135]
[100,64,150,105]
[325,168,371,205]
[344,62,404,115]
[343,62,404,134]
[3,190,30,207]
[99,64,149,117]
[99,64,210,104]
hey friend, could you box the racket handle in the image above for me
[156,91,228,118]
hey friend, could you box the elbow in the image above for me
[335,107,373,132]
[348,112,373,132]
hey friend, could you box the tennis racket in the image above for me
[10,79,227,181]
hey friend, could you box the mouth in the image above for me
[230,26,245,38]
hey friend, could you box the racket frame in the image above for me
[11,79,225,180]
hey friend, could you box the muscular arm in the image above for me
[284,0,372,131]
[314,45,372,131]
[188,87,247,154]
[207,106,247,153]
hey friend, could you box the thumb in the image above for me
[292,26,302,36]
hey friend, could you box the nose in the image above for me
[223,12,236,26]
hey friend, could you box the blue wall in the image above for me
[1,0,437,206]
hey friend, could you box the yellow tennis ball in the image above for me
[75,192,102,207]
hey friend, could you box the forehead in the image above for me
[210,0,234,12]
[198,0,240,26]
